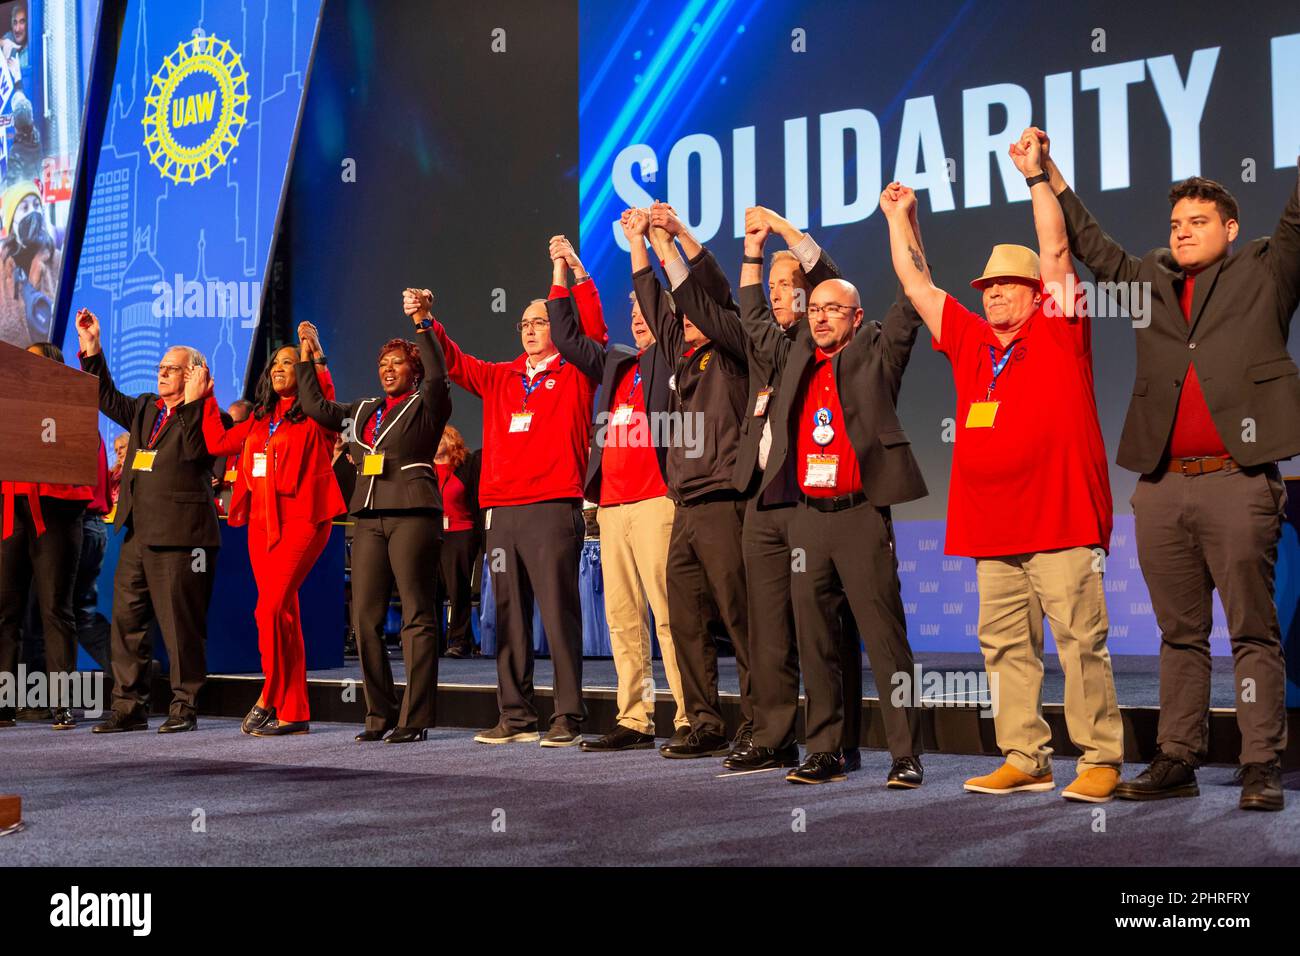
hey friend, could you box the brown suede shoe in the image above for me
[964,761,1055,795]
[1063,767,1120,803]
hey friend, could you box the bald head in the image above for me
[807,279,864,353]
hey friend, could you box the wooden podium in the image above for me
[0,340,99,485]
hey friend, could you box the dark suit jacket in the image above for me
[735,282,928,508]
[79,352,221,548]
[1058,174,1300,473]
[451,448,484,535]
[298,330,452,514]
[676,246,844,496]
[546,292,672,502]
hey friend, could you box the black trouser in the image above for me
[108,531,215,719]
[788,499,919,758]
[666,495,750,737]
[744,499,861,751]
[437,528,480,651]
[351,510,441,731]
[0,496,86,710]
[487,501,585,731]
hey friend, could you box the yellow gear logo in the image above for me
[142,34,249,185]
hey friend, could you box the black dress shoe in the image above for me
[581,726,655,752]
[887,755,923,789]
[251,719,309,737]
[384,726,428,744]
[727,728,755,760]
[1114,751,1199,801]
[660,728,730,759]
[724,743,800,771]
[92,711,149,734]
[444,642,473,659]
[1237,761,1283,811]
[158,715,197,734]
[52,709,77,730]
[665,725,691,746]
[355,728,391,742]
[241,704,275,735]
[786,751,847,784]
[843,748,862,773]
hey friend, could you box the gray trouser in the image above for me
[1133,465,1288,765]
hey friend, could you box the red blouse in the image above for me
[201,368,346,546]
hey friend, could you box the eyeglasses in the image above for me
[157,364,186,376]
[516,319,550,331]
[806,304,856,319]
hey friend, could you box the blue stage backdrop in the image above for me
[60,0,324,431]
[577,0,1300,653]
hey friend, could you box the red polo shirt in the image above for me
[600,356,667,506]
[933,290,1112,557]
[793,347,862,498]
[1167,273,1229,458]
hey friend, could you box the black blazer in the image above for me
[546,292,672,502]
[298,330,452,514]
[676,246,844,496]
[80,351,221,548]
[736,282,928,508]
[448,448,484,535]
[1058,174,1300,473]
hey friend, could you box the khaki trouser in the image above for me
[596,496,688,734]
[975,546,1123,774]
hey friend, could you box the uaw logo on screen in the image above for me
[142,33,250,184]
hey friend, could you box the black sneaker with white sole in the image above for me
[540,720,583,748]
[474,722,541,745]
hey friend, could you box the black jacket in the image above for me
[298,330,453,514]
[634,260,749,503]
[676,246,844,498]
[737,282,928,508]
[546,291,672,502]
[1058,175,1300,473]
[448,448,484,535]
[80,351,221,548]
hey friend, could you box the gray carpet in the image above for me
[1,718,1296,867]
[294,651,1240,708]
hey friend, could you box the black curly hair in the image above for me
[252,343,308,424]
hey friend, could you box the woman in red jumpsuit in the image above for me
[185,325,344,736]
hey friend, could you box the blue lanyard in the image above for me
[623,368,642,405]
[985,343,1017,399]
[147,406,170,447]
[263,416,284,452]
[519,359,564,409]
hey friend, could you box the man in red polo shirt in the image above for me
[415,240,607,748]
[883,169,1123,803]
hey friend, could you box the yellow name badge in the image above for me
[965,400,1000,429]
[362,453,385,476]
[223,468,237,483]
[131,449,157,472]
[509,411,534,433]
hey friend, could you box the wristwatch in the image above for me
[742,255,764,264]
[416,317,433,330]
[313,355,328,365]
[1025,171,1050,188]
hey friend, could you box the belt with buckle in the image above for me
[1164,456,1238,476]
[799,491,868,513]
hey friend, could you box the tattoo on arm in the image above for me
[907,244,926,274]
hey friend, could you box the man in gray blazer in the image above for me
[1030,127,1300,810]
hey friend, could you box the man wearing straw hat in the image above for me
[881,164,1123,802]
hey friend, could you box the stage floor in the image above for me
[0,717,1295,867]
[286,651,1240,709]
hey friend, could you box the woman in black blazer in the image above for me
[297,300,451,745]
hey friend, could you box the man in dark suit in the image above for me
[74,309,219,734]
[298,311,452,744]
[735,216,928,787]
[1031,129,1300,811]
[546,248,688,752]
